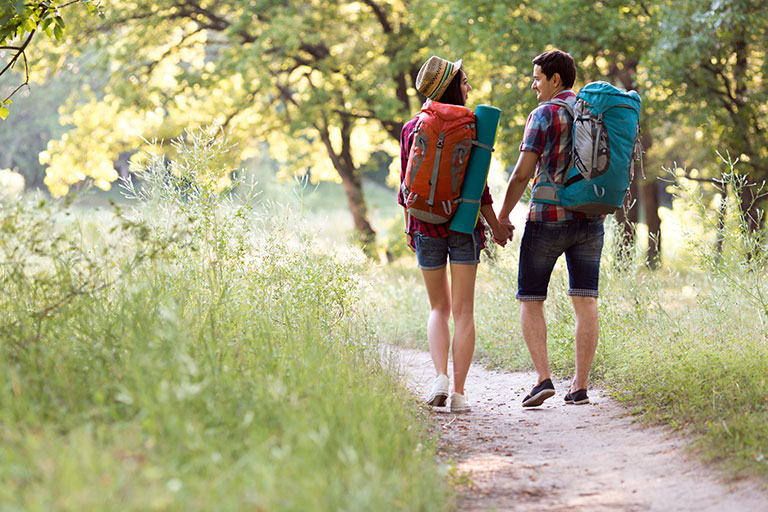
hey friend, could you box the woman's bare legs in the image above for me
[421,267,451,378]
[449,262,478,395]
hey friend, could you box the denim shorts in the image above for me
[413,231,482,270]
[517,218,604,301]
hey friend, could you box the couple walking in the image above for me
[398,50,603,413]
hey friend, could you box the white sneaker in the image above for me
[426,374,449,407]
[450,392,471,413]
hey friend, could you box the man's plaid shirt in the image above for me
[519,90,587,222]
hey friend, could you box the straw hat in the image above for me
[416,56,463,101]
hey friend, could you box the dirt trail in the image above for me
[388,347,768,512]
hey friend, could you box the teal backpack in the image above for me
[532,81,643,215]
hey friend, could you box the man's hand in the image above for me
[491,221,510,247]
[504,221,515,242]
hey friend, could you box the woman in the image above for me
[398,56,509,413]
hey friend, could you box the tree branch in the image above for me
[179,0,229,31]
[143,26,205,77]
[360,0,392,33]
[3,50,30,102]
[0,29,35,77]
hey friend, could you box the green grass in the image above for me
[368,213,768,477]
[247,157,768,478]
[0,135,451,511]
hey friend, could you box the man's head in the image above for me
[531,50,576,102]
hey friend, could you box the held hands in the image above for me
[492,222,509,247]
[493,214,515,247]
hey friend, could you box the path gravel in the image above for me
[388,347,768,512]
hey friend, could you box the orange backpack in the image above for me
[401,100,477,224]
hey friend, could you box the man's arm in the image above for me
[498,150,539,225]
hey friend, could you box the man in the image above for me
[498,49,604,407]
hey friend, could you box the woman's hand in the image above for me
[491,222,510,247]
[497,214,515,242]
[406,233,415,252]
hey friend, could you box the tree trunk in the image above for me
[609,59,641,269]
[317,115,377,255]
[613,179,639,268]
[338,165,377,250]
[739,184,763,262]
[641,179,661,268]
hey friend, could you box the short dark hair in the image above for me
[436,69,466,106]
[532,50,576,89]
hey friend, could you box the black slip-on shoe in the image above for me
[564,388,590,405]
[522,378,555,407]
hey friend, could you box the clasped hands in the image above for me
[491,216,515,247]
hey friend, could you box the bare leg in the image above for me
[420,267,451,377]
[449,262,478,395]
[520,300,550,384]
[571,296,599,391]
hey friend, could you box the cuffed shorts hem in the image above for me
[413,231,482,270]
[450,259,481,266]
[516,294,547,301]
[419,262,448,271]
[568,289,599,298]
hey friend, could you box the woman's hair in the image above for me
[435,69,466,106]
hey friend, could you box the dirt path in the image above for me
[388,347,768,512]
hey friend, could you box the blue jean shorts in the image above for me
[413,231,482,270]
[517,218,604,301]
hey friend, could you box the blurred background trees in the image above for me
[2,0,766,262]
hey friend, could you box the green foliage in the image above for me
[0,1,86,45]
[649,0,768,180]
[0,97,10,120]
[371,162,768,475]
[0,1,101,104]
[0,132,449,510]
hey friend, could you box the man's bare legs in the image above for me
[520,297,598,391]
[520,300,550,384]
[571,296,598,391]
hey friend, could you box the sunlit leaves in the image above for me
[0,98,10,120]
[38,0,421,208]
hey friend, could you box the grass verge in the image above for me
[0,130,451,510]
[368,212,768,477]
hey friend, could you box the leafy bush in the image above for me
[0,129,449,511]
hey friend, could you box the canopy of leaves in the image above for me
[0,0,100,118]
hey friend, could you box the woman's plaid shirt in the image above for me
[519,90,588,222]
[398,116,492,246]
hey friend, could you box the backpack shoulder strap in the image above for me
[543,98,575,119]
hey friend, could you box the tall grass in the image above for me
[0,128,450,510]
[369,155,768,476]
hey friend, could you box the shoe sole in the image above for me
[522,389,555,407]
[426,392,448,407]
[564,396,589,405]
[450,406,471,413]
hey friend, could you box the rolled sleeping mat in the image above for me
[449,104,501,234]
